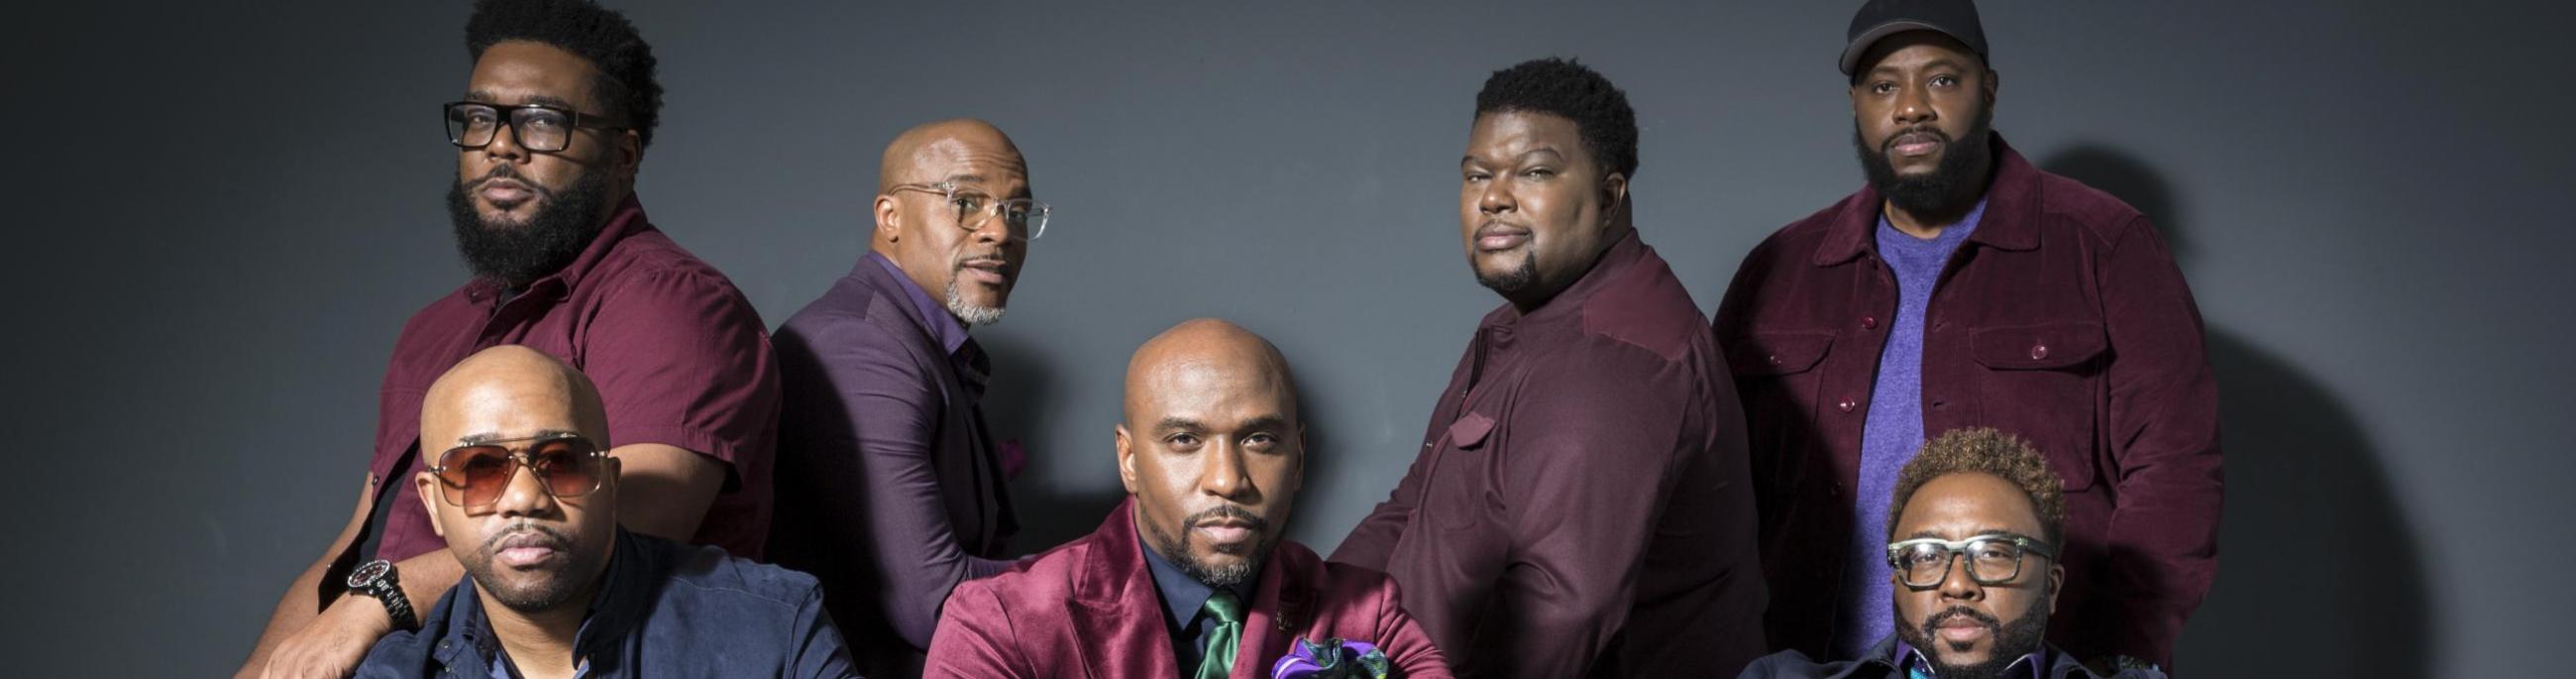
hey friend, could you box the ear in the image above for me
[1982,68,2000,108]
[598,456,622,501]
[1290,422,1310,492]
[414,472,448,538]
[2045,561,2065,615]
[1115,423,1138,495]
[615,129,644,181]
[874,193,904,244]
[1600,170,1629,226]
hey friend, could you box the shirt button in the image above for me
[1860,316,1878,329]
[1768,355,1783,366]
[1838,399,1857,412]
[2030,344,2050,360]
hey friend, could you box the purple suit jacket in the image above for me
[769,255,1020,676]
[926,500,1452,679]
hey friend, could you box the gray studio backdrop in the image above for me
[5,1,2569,676]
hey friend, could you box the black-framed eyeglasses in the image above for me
[1885,534,2056,588]
[443,101,626,153]
[426,432,610,509]
[888,180,1050,240]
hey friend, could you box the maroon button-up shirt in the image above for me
[1712,136,2220,668]
[1334,231,1769,678]
[365,195,781,562]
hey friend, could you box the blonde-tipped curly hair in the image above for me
[1887,427,2069,547]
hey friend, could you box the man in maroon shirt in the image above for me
[1334,57,1768,678]
[239,1,780,676]
[1712,0,2220,669]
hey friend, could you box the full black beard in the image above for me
[446,166,613,288]
[1892,597,2050,679]
[1145,505,1272,589]
[1473,250,1540,296]
[1854,107,1994,219]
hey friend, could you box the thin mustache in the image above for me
[1923,607,1999,631]
[1883,126,1952,153]
[480,521,570,553]
[1188,505,1267,529]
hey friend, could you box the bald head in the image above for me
[421,345,609,450]
[1123,318,1299,425]
[1116,319,1305,588]
[877,118,1025,192]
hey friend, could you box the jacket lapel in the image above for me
[1069,501,1183,679]
[1233,542,1320,679]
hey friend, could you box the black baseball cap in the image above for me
[1839,0,1988,75]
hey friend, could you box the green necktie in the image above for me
[1192,590,1245,679]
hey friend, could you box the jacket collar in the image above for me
[463,193,653,305]
[1811,133,2043,268]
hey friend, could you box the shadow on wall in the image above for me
[2043,146,2434,676]
[975,333,1125,551]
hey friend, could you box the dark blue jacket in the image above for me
[1738,635,2165,679]
[357,528,859,678]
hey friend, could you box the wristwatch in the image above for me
[346,559,419,630]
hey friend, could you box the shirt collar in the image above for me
[1893,638,2048,679]
[1875,194,1988,261]
[1490,228,1649,328]
[464,193,652,306]
[866,251,972,357]
[1136,523,1260,634]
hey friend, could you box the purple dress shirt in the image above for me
[769,252,1020,678]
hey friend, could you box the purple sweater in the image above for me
[1831,198,1986,658]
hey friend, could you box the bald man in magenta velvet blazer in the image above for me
[924,499,1451,678]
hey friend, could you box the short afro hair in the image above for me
[1887,427,2069,548]
[1473,57,1640,179]
[466,0,664,149]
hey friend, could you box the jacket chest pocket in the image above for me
[1968,321,2107,491]
[1725,331,1835,492]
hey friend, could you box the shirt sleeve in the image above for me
[1483,348,1697,675]
[2093,216,2224,667]
[1373,574,1455,679]
[787,314,1017,649]
[585,269,780,477]
[1331,435,1439,571]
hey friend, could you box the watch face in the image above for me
[348,560,391,588]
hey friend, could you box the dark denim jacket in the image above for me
[1738,635,2166,679]
[356,528,859,678]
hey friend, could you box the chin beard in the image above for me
[944,280,1006,326]
[1145,506,1272,589]
[1473,250,1539,296]
[1893,598,2050,679]
[1855,108,1994,219]
[447,168,613,288]
[465,523,592,613]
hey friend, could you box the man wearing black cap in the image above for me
[1713,0,2220,670]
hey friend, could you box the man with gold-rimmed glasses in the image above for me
[1741,427,2165,678]
[355,345,856,678]
[769,118,1050,677]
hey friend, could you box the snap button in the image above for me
[1861,316,1878,329]
[2030,344,2050,360]
[1838,399,1857,412]
[1768,354,1783,366]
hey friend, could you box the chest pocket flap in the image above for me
[1448,411,1496,450]
[1971,321,2107,370]
[1726,331,1834,377]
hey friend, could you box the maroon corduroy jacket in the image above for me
[1712,135,2221,668]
